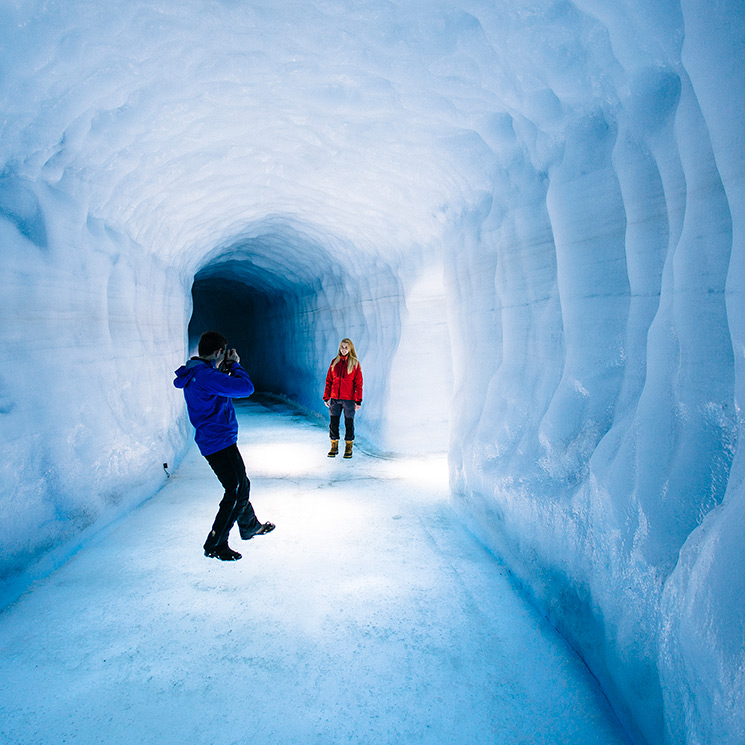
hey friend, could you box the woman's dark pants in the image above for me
[329,399,357,441]
[203,443,261,550]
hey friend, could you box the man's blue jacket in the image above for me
[173,358,255,456]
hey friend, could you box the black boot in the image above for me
[204,543,242,561]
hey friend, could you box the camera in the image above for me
[219,346,233,374]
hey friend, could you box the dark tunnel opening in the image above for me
[189,272,285,396]
[185,218,348,410]
[187,255,329,409]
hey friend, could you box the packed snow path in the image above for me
[0,396,629,745]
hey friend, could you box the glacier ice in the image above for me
[1,1,744,744]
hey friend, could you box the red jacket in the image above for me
[324,355,363,403]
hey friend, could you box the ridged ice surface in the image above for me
[0,2,743,744]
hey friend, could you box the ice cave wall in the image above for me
[444,4,745,745]
[0,179,187,585]
[0,1,744,744]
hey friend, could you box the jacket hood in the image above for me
[173,358,210,389]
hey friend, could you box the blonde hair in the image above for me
[334,338,360,374]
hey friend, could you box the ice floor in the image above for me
[0,396,630,745]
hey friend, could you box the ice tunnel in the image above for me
[1,1,744,744]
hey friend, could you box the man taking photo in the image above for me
[174,331,275,561]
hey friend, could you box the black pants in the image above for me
[204,443,261,549]
[329,399,357,441]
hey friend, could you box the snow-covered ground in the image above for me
[0,396,629,745]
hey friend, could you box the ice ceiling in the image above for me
[1,1,744,744]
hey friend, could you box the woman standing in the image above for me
[323,338,363,458]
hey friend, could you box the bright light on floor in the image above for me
[241,436,449,496]
[243,441,321,477]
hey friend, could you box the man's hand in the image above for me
[324,400,330,408]
[355,403,361,410]
[227,348,240,364]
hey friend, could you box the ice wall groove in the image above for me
[0,177,48,248]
